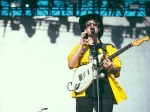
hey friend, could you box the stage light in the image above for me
[116,0,124,16]
[129,4,139,10]
[21,0,38,16]
[22,0,38,9]
[25,4,29,8]
[129,1,139,10]
[116,0,124,8]
[64,0,68,8]
[107,0,114,9]
[48,0,54,8]
[145,1,150,16]
[10,2,20,8]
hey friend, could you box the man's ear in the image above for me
[98,28,100,31]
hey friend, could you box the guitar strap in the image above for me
[98,42,107,56]
[89,42,108,57]
[101,42,116,57]
[80,42,109,66]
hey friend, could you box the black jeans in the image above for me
[76,95,114,112]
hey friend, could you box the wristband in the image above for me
[110,68,117,75]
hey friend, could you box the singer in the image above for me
[67,14,127,112]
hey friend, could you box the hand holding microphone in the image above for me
[80,31,89,46]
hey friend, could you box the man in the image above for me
[67,14,127,112]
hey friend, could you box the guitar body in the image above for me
[72,62,93,93]
[72,54,105,93]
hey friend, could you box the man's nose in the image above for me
[91,23,94,26]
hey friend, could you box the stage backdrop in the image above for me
[0,16,150,112]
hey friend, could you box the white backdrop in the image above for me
[0,16,150,112]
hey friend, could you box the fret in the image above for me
[100,43,133,67]
[98,36,149,67]
[108,43,132,60]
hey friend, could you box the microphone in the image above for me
[90,27,95,34]
[41,108,48,110]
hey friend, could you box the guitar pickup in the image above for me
[79,74,83,81]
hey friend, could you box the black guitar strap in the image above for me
[101,42,115,57]
[98,42,107,56]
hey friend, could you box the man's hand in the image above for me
[80,32,89,46]
[103,58,116,72]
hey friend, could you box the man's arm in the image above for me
[68,44,83,69]
[103,44,122,78]
[68,31,89,69]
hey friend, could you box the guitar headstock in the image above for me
[132,36,149,46]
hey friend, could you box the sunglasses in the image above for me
[86,22,98,27]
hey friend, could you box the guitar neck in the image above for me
[99,43,133,67]
[108,43,133,60]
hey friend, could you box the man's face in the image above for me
[84,20,100,36]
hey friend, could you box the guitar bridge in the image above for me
[74,83,80,90]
